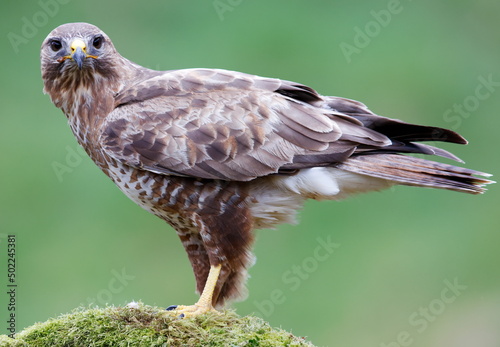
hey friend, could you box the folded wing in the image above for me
[100,68,489,189]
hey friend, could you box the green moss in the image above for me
[0,303,316,346]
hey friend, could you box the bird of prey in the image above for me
[41,23,492,317]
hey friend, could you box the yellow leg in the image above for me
[166,264,222,318]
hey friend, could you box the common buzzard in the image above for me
[41,23,492,317]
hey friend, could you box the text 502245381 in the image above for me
[6,235,16,338]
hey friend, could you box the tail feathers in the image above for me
[336,154,494,194]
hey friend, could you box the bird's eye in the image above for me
[50,39,62,52]
[92,35,103,49]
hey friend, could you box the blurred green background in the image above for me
[1,0,499,346]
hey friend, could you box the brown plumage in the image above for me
[41,23,492,314]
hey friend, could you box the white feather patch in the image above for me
[277,167,340,198]
[249,167,393,230]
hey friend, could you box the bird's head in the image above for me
[41,23,121,110]
[41,22,118,71]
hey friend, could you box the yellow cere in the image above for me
[70,39,86,52]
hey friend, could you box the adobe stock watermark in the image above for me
[52,144,87,182]
[443,74,499,131]
[7,0,72,54]
[81,268,135,307]
[340,0,412,63]
[380,278,467,347]
[213,0,244,21]
[253,235,340,318]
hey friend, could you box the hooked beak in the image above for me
[72,45,86,69]
[58,39,98,69]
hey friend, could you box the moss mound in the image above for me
[0,303,315,346]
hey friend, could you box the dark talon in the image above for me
[165,305,178,311]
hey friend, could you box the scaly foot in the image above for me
[165,303,219,318]
[165,264,222,318]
